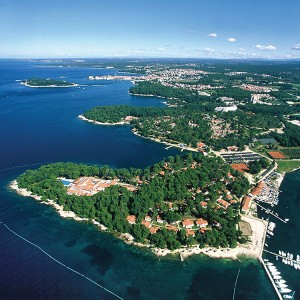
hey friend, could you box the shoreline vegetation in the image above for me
[21,78,78,88]
[78,114,199,152]
[9,179,267,260]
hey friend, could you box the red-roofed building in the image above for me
[196,218,208,228]
[142,219,151,229]
[227,146,239,151]
[250,181,264,196]
[186,229,195,237]
[150,226,160,234]
[201,201,208,208]
[166,224,179,232]
[182,219,194,229]
[217,199,230,209]
[242,196,251,212]
[126,215,136,224]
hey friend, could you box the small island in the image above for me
[10,153,268,260]
[21,78,78,88]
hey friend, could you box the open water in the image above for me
[0,59,291,299]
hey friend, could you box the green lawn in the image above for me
[276,160,300,173]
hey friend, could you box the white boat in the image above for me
[296,255,300,261]
[277,283,288,288]
[280,288,292,293]
[276,279,286,284]
[283,296,293,299]
[267,262,274,266]
[282,252,286,257]
[273,275,282,280]
[269,232,274,236]
[285,218,289,222]
[279,250,282,255]
[271,271,281,276]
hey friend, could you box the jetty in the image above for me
[255,202,287,223]
[259,221,283,300]
[263,249,299,264]
[165,145,173,150]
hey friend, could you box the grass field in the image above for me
[276,160,300,173]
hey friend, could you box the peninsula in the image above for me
[11,154,265,259]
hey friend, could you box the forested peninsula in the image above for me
[13,153,250,251]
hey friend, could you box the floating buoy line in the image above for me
[0,221,124,300]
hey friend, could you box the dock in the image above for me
[263,249,299,264]
[259,220,283,300]
[255,201,287,223]
[259,257,283,300]
[165,145,173,150]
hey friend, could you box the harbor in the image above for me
[256,171,297,300]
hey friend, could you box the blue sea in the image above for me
[0,59,298,299]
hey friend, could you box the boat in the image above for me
[273,275,282,280]
[283,291,295,299]
[277,283,288,288]
[285,218,289,222]
[271,271,281,276]
[276,279,286,284]
[279,250,282,255]
[280,288,292,293]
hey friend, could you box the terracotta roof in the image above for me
[182,219,194,227]
[217,199,230,209]
[126,215,136,224]
[201,201,208,208]
[150,226,160,234]
[242,196,251,211]
[268,151,286,159]
[166,224,178,232]
[142,220,151,228]
[186,229,195,237]
[196,218,208,227]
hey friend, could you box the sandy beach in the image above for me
[10,179,267,261]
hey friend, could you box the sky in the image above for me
[1,0,300,59]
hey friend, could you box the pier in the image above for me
[255,201,287,223]
[259,220,283,300]
[259,257,283,300]
[165,145,173,150]
[263,249,300,264]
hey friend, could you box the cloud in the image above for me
[226,37,236,42]
[208,33,217,38]
[204,48,215,52]
[291,44,300,50]
[255,44,276,51]
[157,48,166,51]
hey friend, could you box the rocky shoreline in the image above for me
[9,180,267,261]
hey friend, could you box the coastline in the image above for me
[131,129,199,152]
[9,179,267,261]
[79,114,199,152]
[78,115,128,126]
